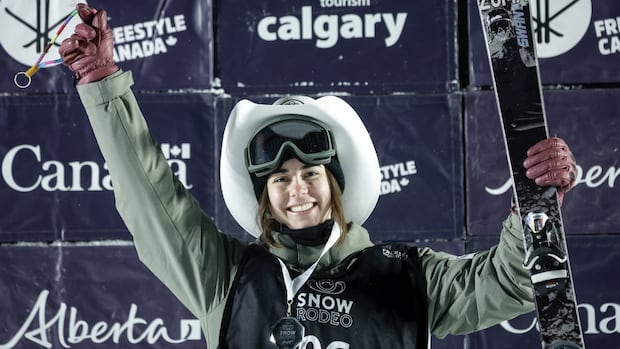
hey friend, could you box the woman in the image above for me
[60,4,577,348]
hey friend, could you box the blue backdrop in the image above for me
[1,0,619,348]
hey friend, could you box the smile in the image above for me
[289,202,315,212]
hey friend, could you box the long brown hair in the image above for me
[257,168,348,246]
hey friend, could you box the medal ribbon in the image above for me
[277,222,341,316]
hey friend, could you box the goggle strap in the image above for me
[247,142,336,177]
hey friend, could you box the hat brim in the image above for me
[220,96,381,238]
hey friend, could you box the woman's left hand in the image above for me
[523,137,577,206]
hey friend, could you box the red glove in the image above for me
[523,137,577,206]
[59,3,118,84]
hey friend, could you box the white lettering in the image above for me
[380,161,417,180]
[2,145,42,192]
[381,179,402,194]
[501,302,620,335]
[298,293,353,313]
[364,13,380,38]
[1,145,111,192]
[485,164,620,195]
[580,303,600,334]
[279,15,302,41]
[315,14,339,48]
[598,36,620,55]
[327,341,350,349]
[499,317,538,334]
[256,6,407,48]
[300,335,351,348]
[592,18,620,56]
[511,8,529,48]
[382,13,407,47]
[478,0,509,11]
[1,144,192,193]
[0,290,200,349]
[114,38,169,62]
[257,17,277,41]
[113,15,187,44]
[599,303,620,334]
[593,20,607,38]
[111,15,186,62]
[340,14,363,40]
[320,0,370,7]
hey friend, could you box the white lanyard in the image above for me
[277,222,341,316]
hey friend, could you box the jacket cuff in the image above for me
[76,70,133,106]
[504,213,524,241]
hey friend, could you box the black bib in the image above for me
[219,243,428,348]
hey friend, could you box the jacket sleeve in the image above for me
[421,213,535,338]
[76,70,248,319]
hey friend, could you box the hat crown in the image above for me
[273,96,316,105]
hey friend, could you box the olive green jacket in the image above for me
[77,70,534,347]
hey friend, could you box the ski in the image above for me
[476,1,585,348]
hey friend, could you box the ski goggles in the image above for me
[245,117,337,177]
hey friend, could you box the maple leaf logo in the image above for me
[166,35,178,46]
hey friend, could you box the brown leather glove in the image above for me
[59,3,118,84]
[523,137,577,206]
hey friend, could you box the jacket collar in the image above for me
[263,223,374,274]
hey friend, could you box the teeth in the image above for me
[290,203,314,212]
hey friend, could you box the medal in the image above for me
[271,316,305,349]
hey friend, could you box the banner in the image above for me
[0,93,216,241]
[465,89,620,236]
[466,235,620,348]
[0,240,469,349]
[0,244,205,349]
[214,94,463,242]
[0,0,212,93]
[215,0,457,95]
[469,0,620,86]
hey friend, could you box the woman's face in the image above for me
[266,158,333,229]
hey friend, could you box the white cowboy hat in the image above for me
[220,95,380,238]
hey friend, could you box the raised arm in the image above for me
[60,4,247,319]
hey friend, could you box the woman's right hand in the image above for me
[59,3,118,84]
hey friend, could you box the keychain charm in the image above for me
[13,7,96,88]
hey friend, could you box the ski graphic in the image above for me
[476,1,585,348]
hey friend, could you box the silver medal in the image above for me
[271,316,305,349]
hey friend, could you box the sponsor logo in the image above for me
[256,4,407,49]
[0,1,81,67]
[112,14,187,62]
[293,283,355,347]
[382,246,409,260]
[296,292,354,329]
[0,289,201,349]
[484,163,620,195]
[297,280,353,331]
[1,143,193,192]
[307,280,346,295]
[379,160,417,195]
[500,302,620,335]
[530,0,591,58]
